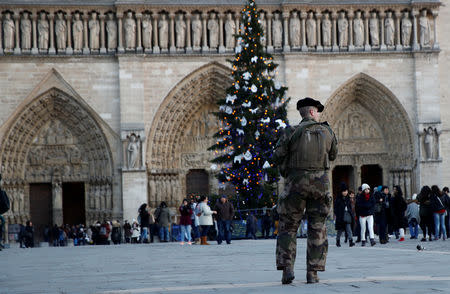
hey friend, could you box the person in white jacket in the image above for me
[197,196,217,245]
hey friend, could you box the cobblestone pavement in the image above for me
[1,236,450,294]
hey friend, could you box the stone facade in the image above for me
[0,0,446,230]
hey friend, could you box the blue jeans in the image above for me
[140,227,149,243]
[434,212,447,239]
[191,223,200,239]
[180,225,192,242]
[159,226,170,242]
[217,220,232,244]
[408,218,419,238]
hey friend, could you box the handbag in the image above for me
[375,203,382,214]
[344,211,352,224]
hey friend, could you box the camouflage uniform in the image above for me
[275,117,337,273]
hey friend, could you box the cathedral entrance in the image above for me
[361,165,383,191]
[62,182,86,226]
[29,183,52,243]
[332,166,354,197]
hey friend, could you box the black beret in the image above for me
[296,97,324,112]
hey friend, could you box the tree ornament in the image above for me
[261,117,270,124]
[251,84,258,93]
[251,56,258,63]
[242,101,251,108]
[244,150,252,161]
[237,128,244,135]
[275,119,287,129]
[226,94,237,104]
[243,72,252,80]
[263,161,271,169]
[241,117,247,126]
[225,106,233,114]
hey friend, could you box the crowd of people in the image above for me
[334,183,450,247]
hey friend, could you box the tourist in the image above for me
[215,195,235,244]
[430,185,448,240]
[131,219,140,243]
[356,184,376,246]
[0,214,4,250]
[138,203,151,243]
[334,183,355,247]
[443,187,450,237]
[354,186,363,242]
[417,185,434,241]
[406,194,420,239]
[111,220,122,244]
[191,198,201,244]
[262,210,272,239]
[246,212,258,240]
[392,185,408,242]
[179,199,193,245]
[98,221,111,245]
[123,220,132,243]
[197,196,216,245]
[155,201,171,242]
[24,220,34,248]
[374,186,390,244]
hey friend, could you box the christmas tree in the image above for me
[208,0,290,209]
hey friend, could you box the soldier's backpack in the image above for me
[0,189,10,214]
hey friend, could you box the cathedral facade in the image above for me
[0,0,447,240]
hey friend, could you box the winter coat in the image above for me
[334,195,354,230]
[406,202,420,223]
[215,200,235,221]
[197,202,214,226]
[374,192,390,220]
[417,192,433,217]
[139,210,150,227]
[246,214,258,232]
[155,207,171,227]
[179,205,193,226]
[123,222,132,238]
[391,194,408,229]
[356,192,376,216]
[262,214,272,229]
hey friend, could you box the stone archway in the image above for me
[322,73,416,196]
[146,62,232,207]
[0,70,116,226]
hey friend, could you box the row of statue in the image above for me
[0,9,438,54]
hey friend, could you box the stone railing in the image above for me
[0,1,441,55]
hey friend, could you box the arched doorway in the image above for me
[0,70,116,238]
[146,62,232,207]
[322,73,415,196]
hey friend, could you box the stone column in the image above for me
[364,11,371,51]
[395,11,402,51]
[300,11,307,52]
[152,12,160,53]
[432,10,439,50]
[185,12,192,53]
[65,13,73,54]
[331,11,338,52]
[117,12,125,53]
[169,12,176,53]
[267,12,273,53]
[316,12,323,52]
[136,13,143,53]
[48,13,56,54]
[82,13,89,54]
[31,12,39,54]
[201,12,208,53]
[354,165,362,189]
[218,13,225,53]
[380,11,386,51]
[52,181,63,227]
[13,12,21,55]
[0,14,3,55]
[282,11,290,52]
[348,10,354,51]
[411,9,420,51]
[99,13,106,54]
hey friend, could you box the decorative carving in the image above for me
[3,12,15,51]
[259,12,267,46]
[272,13,282,48]
[158,13,169,50]
[338,11,348,47]
[55,12,66,50]
[419,10,431,48]
[142,13,152,50]
[289,11,301,48]
[89,12,100,50]
[127,134,140,169]
[192,13,202,50]
[224,13,235,49]
[73,13,83,51]
[175,14,186,49]
[106,13,117,50]
[369,12,379,46]
[385,12,395,46]
[21,12,32,50]
[124,11,136,50]
[306,12,316,47]
[353,11,364,47]
[207,13,219,49]
[401,12,412,47]
[38,12,49,50]
[322,13,332,47]
[421,126,440,161]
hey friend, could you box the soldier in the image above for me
[274,97,337,284]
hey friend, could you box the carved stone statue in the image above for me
[142,14,152,49]
[175,14,186,49]
[338,11,348,47]
[38,12,49,50]
[89,12,100,50]
[106,13,117,50]
[419,10,431,47]
[3,12,15,50]
[424,127,434,160]
[353,11,364,47]
[401,12,412,47]
[207,13,219,49]
[224,13,236,49]
[322,13,332,47]
[158,14,169,50]
[259,12,267,46]
[306,12,316,47]
[369,12,379,46]
[272,13,282,48]
[289,11,301,48]
[55,13,66,50]
[192,14,202,49]
[21,12,32,50]
[127,134,139,169]
[124,12,136,49]
[73,13,84,51]
[385,12,395,46]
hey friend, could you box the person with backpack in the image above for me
[406,194,420,239]
[155,202,171,242]
[98,221,110,245]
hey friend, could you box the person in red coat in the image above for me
[179,199,193,245]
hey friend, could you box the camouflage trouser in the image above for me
[276,170,332,272]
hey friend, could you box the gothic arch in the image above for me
[0,69,117,223]
[322,72,416,194]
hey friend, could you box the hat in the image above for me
[412,193,417,201]
[339,182,348,192]
[296,97,324,112]
[361,183,370,191]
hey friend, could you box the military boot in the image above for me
[281,266,295,284]
[306,271,319,284]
